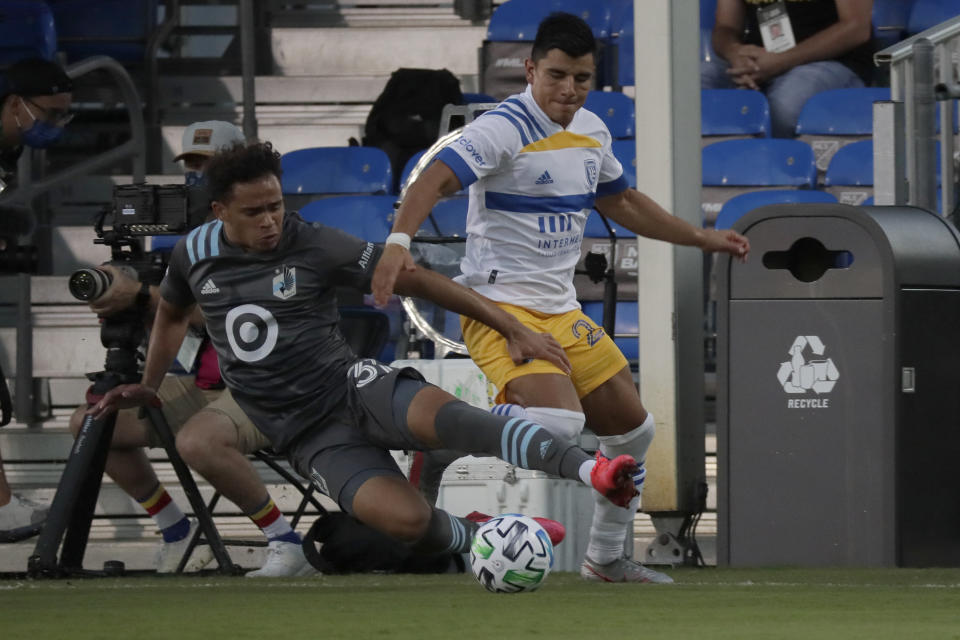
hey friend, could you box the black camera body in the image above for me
[68,183,208,301]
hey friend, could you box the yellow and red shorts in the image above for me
[460,301,628,403]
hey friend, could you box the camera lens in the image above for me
[68,268,112,301]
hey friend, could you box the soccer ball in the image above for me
[469,513,554,593]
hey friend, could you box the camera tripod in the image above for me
[27,309,240,577]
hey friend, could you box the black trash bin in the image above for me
[716,203,960,567]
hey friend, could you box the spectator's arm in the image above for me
[711,0,748,62]
[749,0,873,82]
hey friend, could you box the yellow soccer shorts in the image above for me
[460,301,628,403]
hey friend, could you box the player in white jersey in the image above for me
[373,12,750,583]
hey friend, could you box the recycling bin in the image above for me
[716,203,960,567]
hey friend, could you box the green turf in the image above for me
[2,568,960,640]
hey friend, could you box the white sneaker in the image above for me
[246,540,316,578]
[580,556,675,584]
[0,494,48,542]
[155,518,215,573]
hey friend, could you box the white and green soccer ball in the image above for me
[469,514,554,593]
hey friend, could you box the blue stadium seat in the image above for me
[482,0,616,97]
[701,89,771,138]
[823,139,942,207]
[584,90,634,138]
[399,150,427,192]
[49,0,157,64]
[425,197,468,238]
[907,0,960,35]
[796,87,891,136]
[281,147,393,197]
[584,210,635,238]
[701,138,817,224]
[149,235,183,252]
[487,0,614,41]
[581,300,638,361]
[611,139,636,188]
[0,1,56,65]
[612,2,634,86]
[703,138,817,188]
[873,0,913,48]
[298,195,394,242]
[823,139,875,188]
[715,189,838,230]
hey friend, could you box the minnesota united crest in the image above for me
[273,265,296,299]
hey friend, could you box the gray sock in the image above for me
[433,401,590,480]
[411,507,477,554]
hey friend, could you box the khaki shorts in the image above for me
[124,375,271,453]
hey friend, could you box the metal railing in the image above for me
[0,55,146,207]
[0,55,145,423]
[874,15,960,215]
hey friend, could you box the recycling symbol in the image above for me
[777,336,839,394]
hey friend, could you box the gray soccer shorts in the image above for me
[286,359,432,513]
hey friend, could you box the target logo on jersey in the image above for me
[225,304,279,362]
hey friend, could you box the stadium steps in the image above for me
[0,419,332,573]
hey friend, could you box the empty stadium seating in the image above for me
[0,0,57,65]
[481,0,616,98]
[701,88,771,141]
[795,87,889,176]
[49,0,158,65]
[584,90,635,138]
[873,0,914,48]
[297,194,395,241]
[907,0,960,35]
[611,139,636,188]
[701,138,817,225]
[280,147,393,209]
[715,189,838,231]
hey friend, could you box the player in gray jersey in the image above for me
[90,142,641,558]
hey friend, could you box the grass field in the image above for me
[2,568,960,640]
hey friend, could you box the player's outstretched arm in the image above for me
[87,297,195,419]
[394,267,571,374]
[371,161,463,307]
[596,188,750,261]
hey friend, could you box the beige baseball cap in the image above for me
[173,121,246,161]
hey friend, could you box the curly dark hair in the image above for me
[531,12,596,62]
[204,141,283,203]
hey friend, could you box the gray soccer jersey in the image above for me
[160,213,383,451]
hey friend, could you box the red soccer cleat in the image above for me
[590,453,640,508]
[465,511,566,546]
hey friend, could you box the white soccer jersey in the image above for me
[436,85,629,314]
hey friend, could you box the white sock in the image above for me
[586,413,655,565]
[490,404,585,441]
[578,459,595,486]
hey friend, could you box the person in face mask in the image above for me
[0,58,72,542]
[0,57,74,188]
[174,121,246,189]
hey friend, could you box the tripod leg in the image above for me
[145,406,238,575]
[28,411,116,577]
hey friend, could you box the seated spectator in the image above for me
[702,0,874,138]
[0,57,74,542]
[67,121,314,576]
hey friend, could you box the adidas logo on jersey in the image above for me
[535,170,554,185]
[200,278,220,295]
